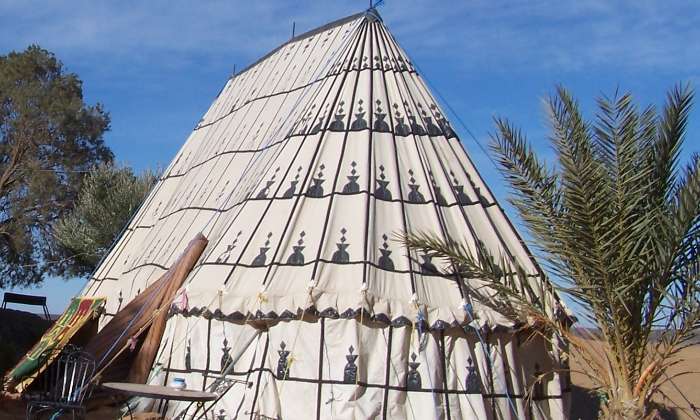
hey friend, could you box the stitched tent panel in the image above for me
[4,296,105,393]
[79,8,570,419]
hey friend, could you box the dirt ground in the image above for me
[568,339,700,420]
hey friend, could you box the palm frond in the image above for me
[406,84,699,419]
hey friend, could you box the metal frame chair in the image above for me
[26,345,96,420]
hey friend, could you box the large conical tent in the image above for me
[82,9,570,419]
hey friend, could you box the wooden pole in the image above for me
[127,233,208,383]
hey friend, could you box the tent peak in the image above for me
[364,7,382,23]
[233,9,381,80]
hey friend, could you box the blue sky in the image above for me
[0,1,698,314]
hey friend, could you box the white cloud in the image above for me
[1,1,698,75]
[383,0,700,72]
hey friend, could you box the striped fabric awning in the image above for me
[4,296,105,393]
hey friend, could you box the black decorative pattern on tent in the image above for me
[407,169,425,203]
[216,180,230,204]
[465,357,482,394]
[287,231,306,265]
[423,104,442,136]
[216,231,242,263]
[329,101,346,131]
[374,164,392,200]
[117,290,123,311]
[350,100,367,130]
[331,228,350,263]
[429,171,448,206]
[407,104,426,135]
[128,185,498,233]
[256,167,280,199]
[373,100,390,132]
[309,104,328,135]
[307,164,326,197]
[342,161,360,193]
[283,166,303,198]
[406,352,422,390]
[298,105,317,135]
[378,234,395,270]
[343,345,358,383]
[163,111,461,183]
[221,337,233,373]
[277,341,290,379]
[393,103,410,136]
[436,110,456,138]
[251,232,273,267]
[152,201,162,219]
[450,170,471,205]
[172,299,545,337]
[185,339,192,371]
[420,254,438,275]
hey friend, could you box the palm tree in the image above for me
[404,85,699,419]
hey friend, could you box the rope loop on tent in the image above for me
[217,286,226,305]
[408,294,442,418]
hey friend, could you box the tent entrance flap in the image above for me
[84,233,208,384]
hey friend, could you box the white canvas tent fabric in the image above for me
[82,9,570,419]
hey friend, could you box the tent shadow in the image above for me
[569,384,601,420]
[569,384,681,420]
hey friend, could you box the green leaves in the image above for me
[406,84,699,418]
[0,45,112,287]
[52,164,158,278]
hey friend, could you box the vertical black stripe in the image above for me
[200,27,336,240]
[86,172,168,295]
[389,36,536,397]
[315,318,326,420]
[189,318,214,418]
[249,331,270,420]
[97,18,352,301]
[204,319,213,389]
[123,33,297,290]
[375,24,466,301]
[360,20,376,289]
[216,21,365,288]
[486,334,497,419]
[440,331,452,420]
[158,320,177,414]
[309,20,370,281]
[198,19,364,287]
[372,25,417,295]
[259,21,368,289]
[381,325,393,420]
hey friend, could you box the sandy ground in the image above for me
[568,340,700,420]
